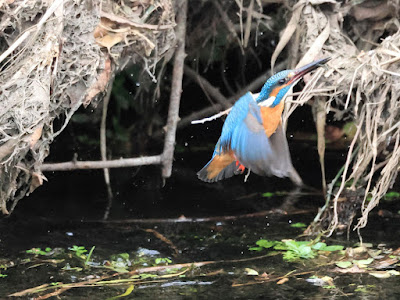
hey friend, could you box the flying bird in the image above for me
[197,57,330,183]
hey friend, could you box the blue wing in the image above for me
[198,92,295,181]
[220,92,293,177]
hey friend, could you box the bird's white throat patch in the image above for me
[251,92,276,107]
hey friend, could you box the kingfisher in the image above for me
[197,57,330,183]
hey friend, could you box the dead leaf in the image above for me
[373,257,399,269]
[130,28,155,56]
[96,33,124,51]
[100,11,174,30]
[392,247,400,255]
[277,277,289,285]
[94,18,117,39]
[29,172,47,193]
[368,271,398,279]
[271,1,306,71]
[205,269,224,276]
[296,20,331,68]
[255,272,270,280]
[84,57,112,107]
[353,246,368,254]
[333,265,365,274]
[245,268,259,276]
[29,124,43,149]
[321,276,334,286]
[0,139,18,161]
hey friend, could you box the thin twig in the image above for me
[176,61,288,129]
[143,229,180,257]
[101,75,115,220]
[161,0,187,178]
[0,0,64,64]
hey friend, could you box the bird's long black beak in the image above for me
[289,57,331,84]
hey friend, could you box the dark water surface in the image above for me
[1,146,400,299]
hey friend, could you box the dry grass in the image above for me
[0,0,175,214]
[276,0,400,234]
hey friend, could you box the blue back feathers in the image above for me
[218,92,255,153]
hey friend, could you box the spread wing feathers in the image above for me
[197,92,294,182]
[197,93,256,182]
[197,139,239,182]
[197,155,238,182]
[266,122,294,178]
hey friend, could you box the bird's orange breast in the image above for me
[260,100,284,137]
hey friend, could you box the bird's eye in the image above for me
[278,78,286,84]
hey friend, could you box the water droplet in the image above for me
[184,142,188,146]
[288,220,292,224]
[66,232,74,236]
[136,82,140,87]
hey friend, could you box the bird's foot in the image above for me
[235,160,246,173]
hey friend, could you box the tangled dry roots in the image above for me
[277,0,400,233]
[0,0,175,214]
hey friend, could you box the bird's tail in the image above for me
[197,152,239,182]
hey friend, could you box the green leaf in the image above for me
[283,251,297,262]
[155,258,172,265]
[384,191,400,201]
[107,284,134,300]
[312,242,327,250]
[273,242,288,250]
[353,258,374,266]
[321,245,344,251]
[249,247,264,251]
[119,253,130,260]
[290,222,307,228]
[138,273,158,279]
[256,239,277,249]
[282,241,315,261]
[336,261,352,268]
[262,192,274,198]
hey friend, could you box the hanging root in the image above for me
[0,0,175,214]
[275,1,400,234]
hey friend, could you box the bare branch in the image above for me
[184,66,230,109]
[161,0,187,178]
[41,155,162,171]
